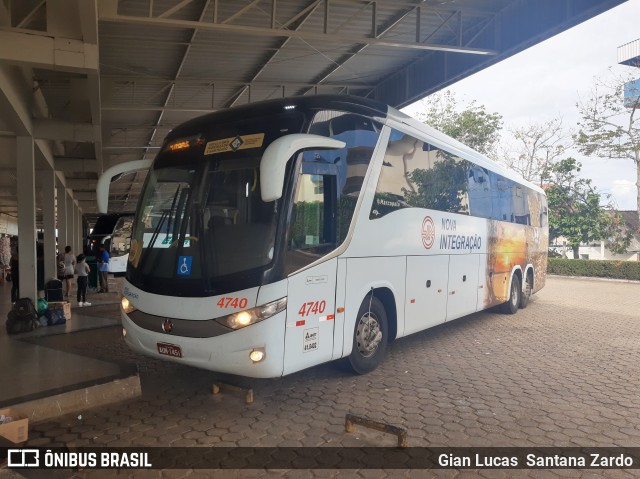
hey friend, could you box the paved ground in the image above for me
[13,276,640,478]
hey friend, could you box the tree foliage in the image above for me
[575,74,640,222]
[416,91,503,157]
[500,118,569,185]
[544,158,631,258]
[403,157,469,213]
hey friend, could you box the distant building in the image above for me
[618,39,640,108]
[618,39,640,68]
[550,211,640,261]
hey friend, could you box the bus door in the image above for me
[446,253,480,320]
[282,161,339,375]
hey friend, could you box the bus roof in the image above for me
[164,94,544,196]
[386,105,546,196]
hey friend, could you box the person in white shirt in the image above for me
[74,254,91,307]
[63,245,76,298]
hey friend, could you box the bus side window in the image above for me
[371,129,469,218]
[467,165,493,219]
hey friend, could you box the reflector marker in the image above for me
[319,314,335,322]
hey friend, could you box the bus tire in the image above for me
[501,274,521,314]
[347,296,388,375]
[520,272,532,309]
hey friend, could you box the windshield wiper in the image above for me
[148,210,169,250]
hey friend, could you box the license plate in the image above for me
[157,342,182,358]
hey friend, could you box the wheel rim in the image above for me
[511,282,518,306]
[356,312,382,358]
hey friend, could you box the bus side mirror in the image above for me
[96,159,153,214]
[260,134,345,202]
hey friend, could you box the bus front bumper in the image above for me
[121,310,286,378]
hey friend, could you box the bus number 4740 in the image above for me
[298,301,326,317]
[216,297,248,309]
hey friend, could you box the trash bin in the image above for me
[86,256,99,291]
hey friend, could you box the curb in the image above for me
[549,274,640,284]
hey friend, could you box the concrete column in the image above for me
[66,189,74,254]
[41,167,57,281]
[75,202,82,254]
[71,201,76,254]
[16,136,37,301]
[56,183,67,252]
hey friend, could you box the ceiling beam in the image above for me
[101,105,213,113]
[100,75,376,88]
[225,0,323,108]
[296,2,429,96]
[16,0,45,29]
[33,118,98,142]
[65,178,97,190]
[69,191,97,201]
[75,0,104,175]
[140,0,212,163]
[98,13,497,55]
[0,30,99,73]
[55,157,99,173]
[0,65,32,137]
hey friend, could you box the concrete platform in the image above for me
[0,277,140,424]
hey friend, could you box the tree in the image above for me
[500,118,569,186]
[606,212,635,256]
[403,157,469,213]
[416,91,503,157]
[575,73,640,222]
[544,158,630,258]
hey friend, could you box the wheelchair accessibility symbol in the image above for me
[177,256,193,276]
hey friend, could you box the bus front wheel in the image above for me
[501,275,521,314]
[347,296,388,375]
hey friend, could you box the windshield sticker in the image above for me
[143,233,191,248]
[204,133,265,155]
[177,256,193,276]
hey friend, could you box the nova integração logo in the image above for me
[421,216,435,249]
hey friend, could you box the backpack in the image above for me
[6,298,39,334]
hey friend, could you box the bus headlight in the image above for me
[121,297,137,314]
[216,297,287,330]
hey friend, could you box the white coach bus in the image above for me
[103,215,134,275]
[113,95,548,378]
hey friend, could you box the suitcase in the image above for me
[45,279,63,302]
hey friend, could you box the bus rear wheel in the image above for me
[520,273,532,309]
[501,275,521,314]
[347,296,388,375]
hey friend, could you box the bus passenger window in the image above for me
[371,129,469,218]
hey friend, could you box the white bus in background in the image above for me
[103,215,134,275]
[105,95,548,378]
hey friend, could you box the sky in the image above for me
[402,0,639,211]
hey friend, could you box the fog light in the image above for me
[249,349,265,362]
[122,328,127,337]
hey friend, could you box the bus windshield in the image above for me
[127,110,305,296]
[109,215,134,258]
